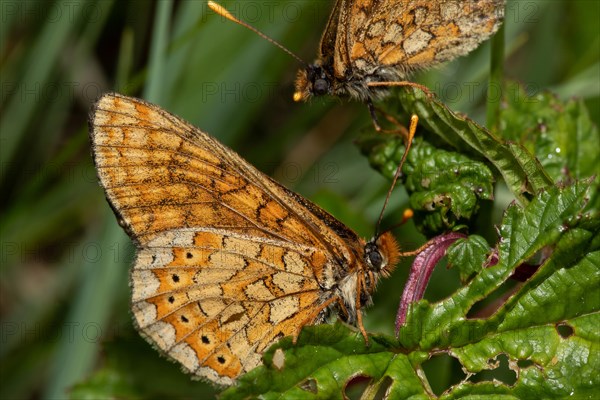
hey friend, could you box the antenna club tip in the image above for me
[292,92,303,102]
[403,209,414,220]
[208,1,235,20]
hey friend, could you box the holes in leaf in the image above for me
[424,258,461,302]
[517,359,534,369]
[373,376,393,400]
[422,353,465,396]
[556,322,574,338]
[466,279,520,318]
[272,348,285,370]
[299,378,317,393]
[344,375,371,400]
[469,354,516,386]
[510,263,540,282]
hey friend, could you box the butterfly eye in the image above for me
[368,250,383,270]
[313,78,329,95]
[365,242,385,271]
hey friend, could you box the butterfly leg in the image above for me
[398,237,443,258]
[371,106,414,137]
[366,99,409,136]
[354,273,370,346]
[367,99,384,132]
[366,80,430,133]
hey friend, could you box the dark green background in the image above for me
[1,1,598,398]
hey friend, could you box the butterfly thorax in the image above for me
[294,61,397,103]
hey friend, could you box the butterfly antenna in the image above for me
[375,114,418,236]
[208,1,307,66]
[383,209,414,236]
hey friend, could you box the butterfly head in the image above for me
[293,63,332,102]
[365,232,400,279]
[334,231,400,323]
[342,231,400,315]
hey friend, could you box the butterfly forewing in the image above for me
[349,0,505,71]
[297,0,505,101]
[89,93,376,384]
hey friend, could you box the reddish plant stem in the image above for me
[395,232,466,335]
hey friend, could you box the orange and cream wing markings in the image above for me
[344,0,505,70]
[130,229,324,384]
[294,0,505,102]
[89,93,399,385]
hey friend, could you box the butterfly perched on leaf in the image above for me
[89,93,413,385]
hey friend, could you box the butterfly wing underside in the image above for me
[323,0,505,79]
[318,0,348,74]
[89,93,362,384]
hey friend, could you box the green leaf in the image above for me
[448,312,599,399]
[447,235,492,283]
[225,183,597,398]
[499,81,600,184]
[221,323,429,400]
[400,182,594,347]
[357,135,494,234]
[498,181,589,267]
[385,88,554,202]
